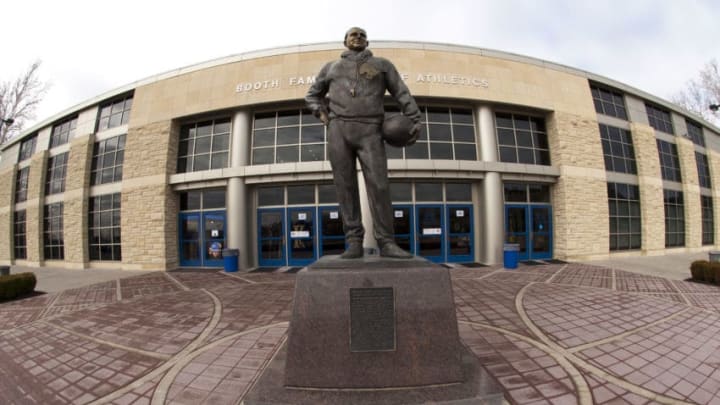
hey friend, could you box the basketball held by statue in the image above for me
[382,113,417,147]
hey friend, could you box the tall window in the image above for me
[389,107,477,161]
[15,167,30,203]
[88,193,121,261]
[18,135,37,161]
[686,120,705,147]
[252,110,325,165]
[44,203,64,260]
[702,196,714,246]
[664,190,684,248]
[656,140,682,182]
[607,183,641,251]
[590,83,627,119]
[496,113,550,165]
[98,95,133,131]
[645,103,674,134]
[599,124,637,174]
[13,210,27,260]
[91,135,126,185]
[50,117,77,148]
[177,118,231,172]
[45,152,69,195]
[696,152,712,189]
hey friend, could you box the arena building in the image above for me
[0,41,718,271]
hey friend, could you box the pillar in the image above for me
[477,105,504,264]
[228,109,251,269]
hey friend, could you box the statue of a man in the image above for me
[306,27,422,259]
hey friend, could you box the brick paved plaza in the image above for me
[1,262,720,404]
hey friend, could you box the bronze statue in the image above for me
[306,27,422,259]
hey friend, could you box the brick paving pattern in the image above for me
[1,261,720,404]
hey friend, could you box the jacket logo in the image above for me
[359,63,379,79]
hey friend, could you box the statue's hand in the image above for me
[409,122,422,141]
[319,111,329,126]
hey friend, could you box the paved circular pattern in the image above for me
[1,263,719,404]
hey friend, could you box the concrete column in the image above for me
[228,109,251,269]
[477,105,504,264]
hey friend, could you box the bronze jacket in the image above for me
[305,49,421,124]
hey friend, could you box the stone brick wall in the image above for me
[631,123,665,254]
[121,120,178,270]
[25,151,48,264]
[0,165,16,264]
[676,138,701,249]
[547,111,609,259]
[63,134,94,267]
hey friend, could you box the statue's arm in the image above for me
[385,62,422,125]
[305,63,331,120]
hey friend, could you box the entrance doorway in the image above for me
[179,211,226,267]
[505,204,553,260]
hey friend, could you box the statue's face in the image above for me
[345,28,368,51]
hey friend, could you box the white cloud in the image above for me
[3,0,720,127]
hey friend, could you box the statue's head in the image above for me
[344,27,368,51]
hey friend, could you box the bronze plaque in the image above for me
[349,287,396,352]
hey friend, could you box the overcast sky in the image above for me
[3,0,720,128]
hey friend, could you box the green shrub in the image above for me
[712,262,720,285]
[691,260,710,282]
[0,272,37,301]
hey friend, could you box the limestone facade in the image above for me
[25,151,48,265]
[63,133,95,268]
[676,138,702,249]
[631,123,665,254]
[0,165,16,264]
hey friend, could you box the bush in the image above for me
[0,272,37,301]
[712,262,720,285]
[691,260,710,282]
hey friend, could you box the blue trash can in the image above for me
[222,249,239,272]
[503,244,520,269]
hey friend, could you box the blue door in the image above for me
[392,205,414,255]
[258,208,285,267]
[179,213,202,267]
[416,205,445,263]
[447,205,473,262]
[319,206,345,257]
[288,207,316,266]
[179,211,226,267]
[505,205,552,261]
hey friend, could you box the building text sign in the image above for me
[235,73,489,94]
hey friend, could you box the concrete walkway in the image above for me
[0,254,719,404]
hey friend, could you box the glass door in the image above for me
[258,208,285,267]
[203,212,226,267]
[530,206,552,259]
[505,205,529,261]
[288,207,316,266]
[319,206,345,257]
[447,205,473,262]
[416,205,444,263]
[179,213,202,266]
[392,205,414,255]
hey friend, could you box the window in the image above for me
[702,196,714,246]
[590,83,627,119]
[607,183,641,251]
[179,189,226,211]
[496,113,550,165]
[44,203,64,260]
[50,117,77,148]
[177,118,231,172]
[656,140,682,182]
[389,107,477,161]
[18,135,37,161]
[13,210,27,260]
[257,187,284,206]
[88,193,121,261]
[45,152,69,195]
[599,124,637,174]
[664,190,684,248]
[91,135,126,185]
[504,183,551,203]
[252,110,325,165]
[98,95,132,131]
[645,103,674,134]
[686,120,705,147]
[696,152,712,189]
[15,167,30,203]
